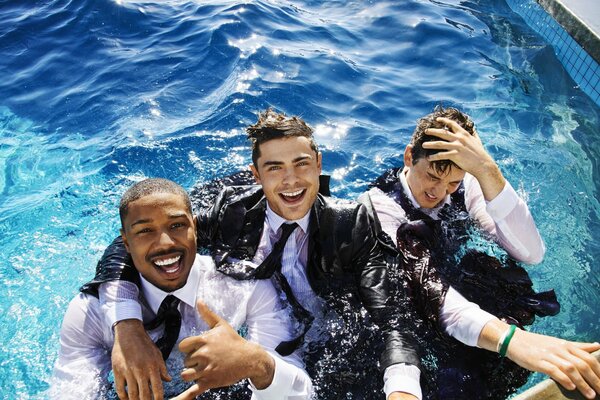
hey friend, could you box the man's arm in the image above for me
[463,175,546,264]
[439,286,600,399]
[351,204,422,399]
[423,117,545,264]
[479,319,600,399]
[176,279,313,399]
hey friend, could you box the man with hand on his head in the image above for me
[50,178,313,399]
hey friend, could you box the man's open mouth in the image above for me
[152,254,183,275]
[279,188,306,203]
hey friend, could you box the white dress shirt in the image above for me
[50,255,313,400]
[369,168,547,397]
[368,169,546,264]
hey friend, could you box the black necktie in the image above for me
[254,223,314,356]
[144,295,182,361]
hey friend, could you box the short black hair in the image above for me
[410,106,475,175]
[119,178,192,228]
[247,108,318,167]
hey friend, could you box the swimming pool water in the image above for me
[1,0,599,398]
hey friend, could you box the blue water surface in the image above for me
[1,0,599,398]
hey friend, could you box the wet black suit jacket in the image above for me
[81,174,421,373]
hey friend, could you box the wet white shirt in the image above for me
[370,168,546,398]
[50,255,313,400]
[369,169,546,264]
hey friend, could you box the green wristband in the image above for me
[499,324,517,357]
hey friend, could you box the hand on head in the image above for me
[423,117,505,200]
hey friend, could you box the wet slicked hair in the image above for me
[409,106,475,175]
[119,178,192,228]
[247,108,319,167]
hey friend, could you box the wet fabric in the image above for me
[372,167,561,399]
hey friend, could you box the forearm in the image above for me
[467,178,545,264]
[477,318,508,352]
[440,286,497,347]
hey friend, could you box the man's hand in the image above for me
[479,319,600,399]
[422,116,505,201]
[112,319,170,400]
[507,329,600,399]
[174,301,275,399]
[388,392,419,400]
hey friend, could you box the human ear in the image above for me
[120,229,131,253]
[404,145,414,167]
[249,164,262,184]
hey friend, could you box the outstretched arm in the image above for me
[439,286,600,398]
[478,319,600,399]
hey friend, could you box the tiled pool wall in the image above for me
[506,0,600,106]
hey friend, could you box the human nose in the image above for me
[282,167,299,185]
[156,230,176,248]
[430,181,444,197]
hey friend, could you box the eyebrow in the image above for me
[130,212,188,228]
[261,155,313,167]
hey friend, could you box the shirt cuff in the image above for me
[486,181,519,221]
[249,352,312,399]
[103,300,143,329]
[383,363,422,400]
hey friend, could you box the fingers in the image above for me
[435,117,463,132]
[169,384,204,400]
[570,347,600,396]
[149,371,165,400]
[160,361,172,383]
[178,335,207,354]
[543,346,600,399]
[137,377,151,400]
[196,301,222,328]
[114,372,129,400]
[181,366,203,382]
[426,149,460,162]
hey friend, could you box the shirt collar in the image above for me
[265,203,310,234]
[139,255,201,314]
[400,167,451,212]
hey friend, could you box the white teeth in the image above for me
[164,265,180,274]
[154,255,181,266]
[281,189,304,197]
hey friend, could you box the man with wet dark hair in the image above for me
[83,110,423,400]
[51,178,313,399]
[364,106,600,399]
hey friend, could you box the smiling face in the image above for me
[404,145,465,209]
[121,192,197,292]
[250,136,322,221]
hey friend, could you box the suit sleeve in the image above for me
[351,204,422,370]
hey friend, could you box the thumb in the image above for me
[196,300,223,328]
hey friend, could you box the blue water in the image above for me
[1,0,599,398]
